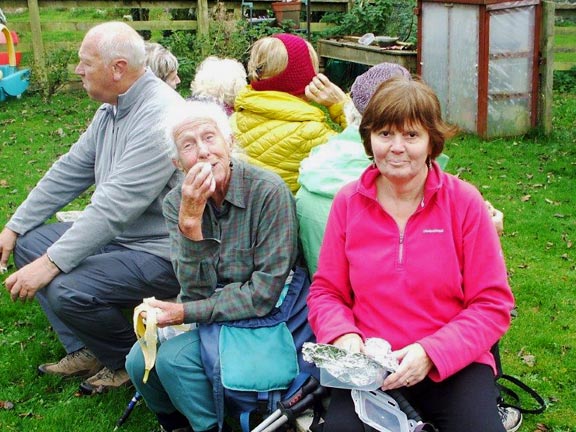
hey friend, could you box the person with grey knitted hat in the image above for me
[296,63,427,277]
[296,62,501,275]
[350,62,412,115]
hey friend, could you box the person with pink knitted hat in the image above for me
[231,33,349,193]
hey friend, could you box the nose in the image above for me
[197,141,210,159]
[75,63,83,76]
[389,135,406,152]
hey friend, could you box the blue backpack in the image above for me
[197,266,320,432]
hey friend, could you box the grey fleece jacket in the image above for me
[7,70,184,272]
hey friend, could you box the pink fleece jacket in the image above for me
[307,162,515,382]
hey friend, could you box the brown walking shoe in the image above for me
[79,366,132,395]
[38,348,103,378]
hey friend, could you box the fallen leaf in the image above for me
[521,353,536,367]
[518,263,529,269]
[535,423,550,431]
[0,401,14,410]
[554,214,565,218]
[521,195,531,202]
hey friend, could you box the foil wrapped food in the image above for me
[303,338,399,389]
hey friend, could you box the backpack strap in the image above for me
[497,374,546,414]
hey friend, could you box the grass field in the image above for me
[0,85,575,431]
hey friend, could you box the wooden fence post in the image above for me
[197,0,210,55]
[27,0,48,90]
[539,0,555,135]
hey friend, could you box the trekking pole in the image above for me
[258,385,329,432]
[113,391,142,431]
[251,376,320,432]
[386,389,438,432]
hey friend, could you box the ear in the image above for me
[111,59,128,81]
[228,135,236,151]
[172,158,183,171]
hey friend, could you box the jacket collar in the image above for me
[109,69,158,120]
[219,157,246,210]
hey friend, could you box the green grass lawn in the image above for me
[0,88,575,431]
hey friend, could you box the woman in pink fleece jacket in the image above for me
[307,77,515,432]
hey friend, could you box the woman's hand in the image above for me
[381,343,433,390]
[485,200,504,236]
[332,333,364,353]
[143,298,185,328]
[305,73,347,107]
[179,162,215,239]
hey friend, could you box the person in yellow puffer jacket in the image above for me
[231,33,349,193]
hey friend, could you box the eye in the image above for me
[378,130,391,138]
[182,141,197,151]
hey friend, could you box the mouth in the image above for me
[387,160,407,166]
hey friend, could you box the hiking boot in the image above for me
[38,348,103,378]
[498,405,523,432]
[79,366,131,395]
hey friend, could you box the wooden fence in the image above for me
[1,0,574,97]
[2,0,574,74]
[3,0,349,54]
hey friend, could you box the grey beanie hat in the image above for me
[351,62,411,114]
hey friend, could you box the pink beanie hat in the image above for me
[251,34,317,96]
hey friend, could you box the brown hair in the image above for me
[359,76,458,159]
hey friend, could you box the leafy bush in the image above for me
[29,48,76,101]
[320,0,417,42]
[553,67,576,93]
[159,5,281,92]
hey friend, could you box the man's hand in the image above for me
[143,297,185,328]
[5,254,61,302]
[0,228,18,272]
[179,162,215,240]
[305,73,347,107]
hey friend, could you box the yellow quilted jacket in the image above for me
[231,86,347,193]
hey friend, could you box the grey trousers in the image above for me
[14,223,181,371]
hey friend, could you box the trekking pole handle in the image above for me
[279,376,320,409]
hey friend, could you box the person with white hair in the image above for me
[1,21,184,395]
[189,55,247,116]
[126,99,299,432]
[145,41,181,89]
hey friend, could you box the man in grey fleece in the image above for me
[0,22,183,395]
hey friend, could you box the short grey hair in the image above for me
[87,21,146,69]
[145,42,179,82]
[163,100,233,160]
